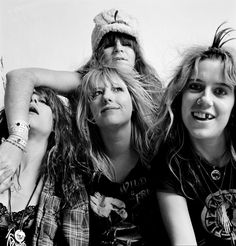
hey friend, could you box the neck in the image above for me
[99,122,138,182]
[100,122,132,157]
[15,135,48,184]
[192,135,228,167]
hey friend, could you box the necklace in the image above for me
[199,161,236,244]
[210,167,222,181]
[196,158,228,193]
[200,150,229,181]
[6,178,40,246]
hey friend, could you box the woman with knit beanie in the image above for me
[0,9,162,192]
[1,8,163,189]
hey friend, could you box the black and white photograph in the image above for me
[1,0,236,245]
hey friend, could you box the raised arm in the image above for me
[5,68,81,125]
[157,191,197,246]
[0,68,81,192]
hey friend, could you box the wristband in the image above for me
[8,120,30,141]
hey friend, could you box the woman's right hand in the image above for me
[0,141,23,193]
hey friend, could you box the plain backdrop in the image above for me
[1,0,236,108]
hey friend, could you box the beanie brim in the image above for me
[92,23,140,51]
[91,9,140,52]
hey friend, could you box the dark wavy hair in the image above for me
[151,23,236,198]
[0,87,86,207]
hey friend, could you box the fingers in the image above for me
[0,180,13,193]
[0,169,14,193]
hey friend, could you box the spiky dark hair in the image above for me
[210,22,235,49]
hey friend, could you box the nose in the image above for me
[30,94,38,104]
[196,90,213,107]
[114,40,124,53]
[102,88,113,103]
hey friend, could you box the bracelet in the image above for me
[4,138,25,152]
[9,120,30,141]
[8,135,27,150]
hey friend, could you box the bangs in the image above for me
[99,32,136,49]
[84,67,125,99]
[192,56,236,88]
[33,89,49,103]
[34,88,53,107]
[33,87,65,115]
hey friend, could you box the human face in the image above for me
[29,93,54,137]
[89,74,133,130]
[181,59,235,143]
[103,38,136,70]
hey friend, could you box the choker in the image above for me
[6,178,40,246]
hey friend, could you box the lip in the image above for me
[191,111,215,121]
[101,106,119,113]
[29,105,39,114]
[113,57,127,61]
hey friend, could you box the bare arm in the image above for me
[0,68,81,192]
[5,68,81,126]
[157,191,197,246]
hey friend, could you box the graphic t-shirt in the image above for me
[151,144,236,246]
[88,161,169,246]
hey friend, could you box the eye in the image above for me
[39,98,49,105]
[112,87,124,92]
[121,39,132,47]
[104,40,115,49]
[187,82,204,92]
[90,89,103,101]
[214,87,228,96]
[104,44,113,49]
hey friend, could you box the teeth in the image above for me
[193,112,205,118]
[206,114,213,120]
[192,112,214,120]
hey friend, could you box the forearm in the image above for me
[5,67,81,126]
[5,69,35,126]
[157,192,197,246]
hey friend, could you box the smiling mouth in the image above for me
[192,112,215,121]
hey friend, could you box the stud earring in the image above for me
[197,98,202,105]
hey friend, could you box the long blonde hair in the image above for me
[74,65,157,180]
[151,23,236,198]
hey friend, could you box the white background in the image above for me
[1,0,236,108]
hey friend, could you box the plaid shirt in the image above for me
[32,177,89,246]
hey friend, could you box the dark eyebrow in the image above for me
[188,78,204,83]
[189,78,233,89]
[217,83,233,90]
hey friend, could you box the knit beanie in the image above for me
[91,8,140,51]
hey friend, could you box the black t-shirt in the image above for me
[151,143,236,246]
[88,160,170,246]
